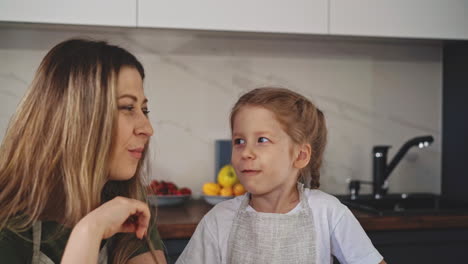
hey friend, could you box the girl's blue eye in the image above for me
[234,138,245,145]
[258,137,269,143]
[142,108,150,116]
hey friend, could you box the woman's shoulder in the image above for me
[0,228,33,263]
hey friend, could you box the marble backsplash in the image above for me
[0,24,442,197]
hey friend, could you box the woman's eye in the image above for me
[258,137,269,143]
[119,105,134,112]
[233,138,245,145]
[119,105,150,116]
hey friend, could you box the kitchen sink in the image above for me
[336,193,468,216]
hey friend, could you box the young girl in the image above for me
[0,39,166,264]
[177,87,385,264]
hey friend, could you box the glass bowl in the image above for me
[148,194,191,207]
[202,194,235,205]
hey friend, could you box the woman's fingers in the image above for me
[91,196,152,239]
[121,213,147,239]
[121,198,151,239]
[63,197,153,264]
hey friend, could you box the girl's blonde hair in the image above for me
[230,87,327,189]
[0,39,158,264]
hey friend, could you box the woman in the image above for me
[0,39,167,264]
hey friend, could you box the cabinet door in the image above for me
[0,0,136,27]
[330,0,468,40]
[138,0,328,34]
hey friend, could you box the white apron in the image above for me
[226,183,317,264]
[32,221,108,264]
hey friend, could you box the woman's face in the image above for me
[108,66,153,181]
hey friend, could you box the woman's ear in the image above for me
[293,143,311,169]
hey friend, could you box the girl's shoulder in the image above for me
[203,194,247,222]
[303,188,349,217]
[204,195,244,219]
[194,195,244,239]
[304,188,343,204]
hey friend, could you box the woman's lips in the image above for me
[128,148,144,159]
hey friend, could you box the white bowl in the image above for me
[202,194,235,205]
[148,194,191,207]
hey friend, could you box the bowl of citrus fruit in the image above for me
[202,164,246,205]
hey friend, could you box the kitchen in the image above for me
[0,1,467,263]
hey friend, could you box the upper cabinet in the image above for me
[2,0,468,40]
[137,0,328,35]
[0,0,136,27]
[330,0,468,40]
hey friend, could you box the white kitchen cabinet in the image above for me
[0,0,136,27]
[138,0,328,34]
[330,0,468,40]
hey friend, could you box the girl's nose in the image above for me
[241,145,256,160]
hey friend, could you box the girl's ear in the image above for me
[293,143,311,169]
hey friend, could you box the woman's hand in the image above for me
[84,196,151,240]
[62,196,151,264]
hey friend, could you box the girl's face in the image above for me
[108,67,153,181]
[231,105,302,196]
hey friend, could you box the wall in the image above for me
[0,24,442,196]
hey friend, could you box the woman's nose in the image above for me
[135,114,154,137]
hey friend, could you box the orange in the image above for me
[233,183,246,196]
[219,187,233,197]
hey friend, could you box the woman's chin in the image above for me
[108,170,136,181]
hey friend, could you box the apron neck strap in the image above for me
[32,221,42,262]
[240,182,308,212]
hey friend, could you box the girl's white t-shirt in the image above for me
[176,189,383,264]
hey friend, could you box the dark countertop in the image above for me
[156,199,468,240]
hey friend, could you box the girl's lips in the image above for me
[241,170,261,176]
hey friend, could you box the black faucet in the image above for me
[372,135,434,199]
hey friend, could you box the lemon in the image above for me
[217,164,238,188]
[203,182,221,195]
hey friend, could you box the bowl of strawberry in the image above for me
[147,180,192,207]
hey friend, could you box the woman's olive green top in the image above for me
[0,221,164,263]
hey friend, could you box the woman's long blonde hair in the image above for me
[0,39,159,263]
